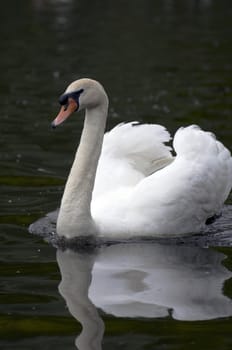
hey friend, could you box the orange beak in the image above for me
[51,98,78,128]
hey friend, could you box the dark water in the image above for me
[1,0,232,349]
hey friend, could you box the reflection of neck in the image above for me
[57,104,108,237]
[57,249,104,350]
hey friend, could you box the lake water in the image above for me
[1,0,232,349]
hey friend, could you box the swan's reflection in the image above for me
[57,248,104,350]
[57,243,232,350]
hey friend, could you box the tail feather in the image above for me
[173,125,232,205]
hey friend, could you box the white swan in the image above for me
[51,78,232,239]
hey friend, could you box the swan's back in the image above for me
[92,124,232,237]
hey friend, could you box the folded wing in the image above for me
[93,122,173,198]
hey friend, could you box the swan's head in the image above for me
[51,78,108,128]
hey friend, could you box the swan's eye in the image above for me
[59,89,84,107]
[59,94,68,106]
[68,89,84,102]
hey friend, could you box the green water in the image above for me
[1,0,232,349]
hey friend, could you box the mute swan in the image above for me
[51,78,232,239]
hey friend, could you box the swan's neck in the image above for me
[57,104,108,237]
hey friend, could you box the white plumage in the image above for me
[51,78,232,239]
[93,122,173,198]
[92,123,232,237]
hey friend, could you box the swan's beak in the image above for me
[51,98,78,128]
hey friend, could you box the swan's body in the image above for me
[52,78,232,239]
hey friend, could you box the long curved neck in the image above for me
[57,103,108,237]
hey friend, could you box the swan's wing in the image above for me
[126,125,232,235]
[102,122,172,173]
[93,122,173,198]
